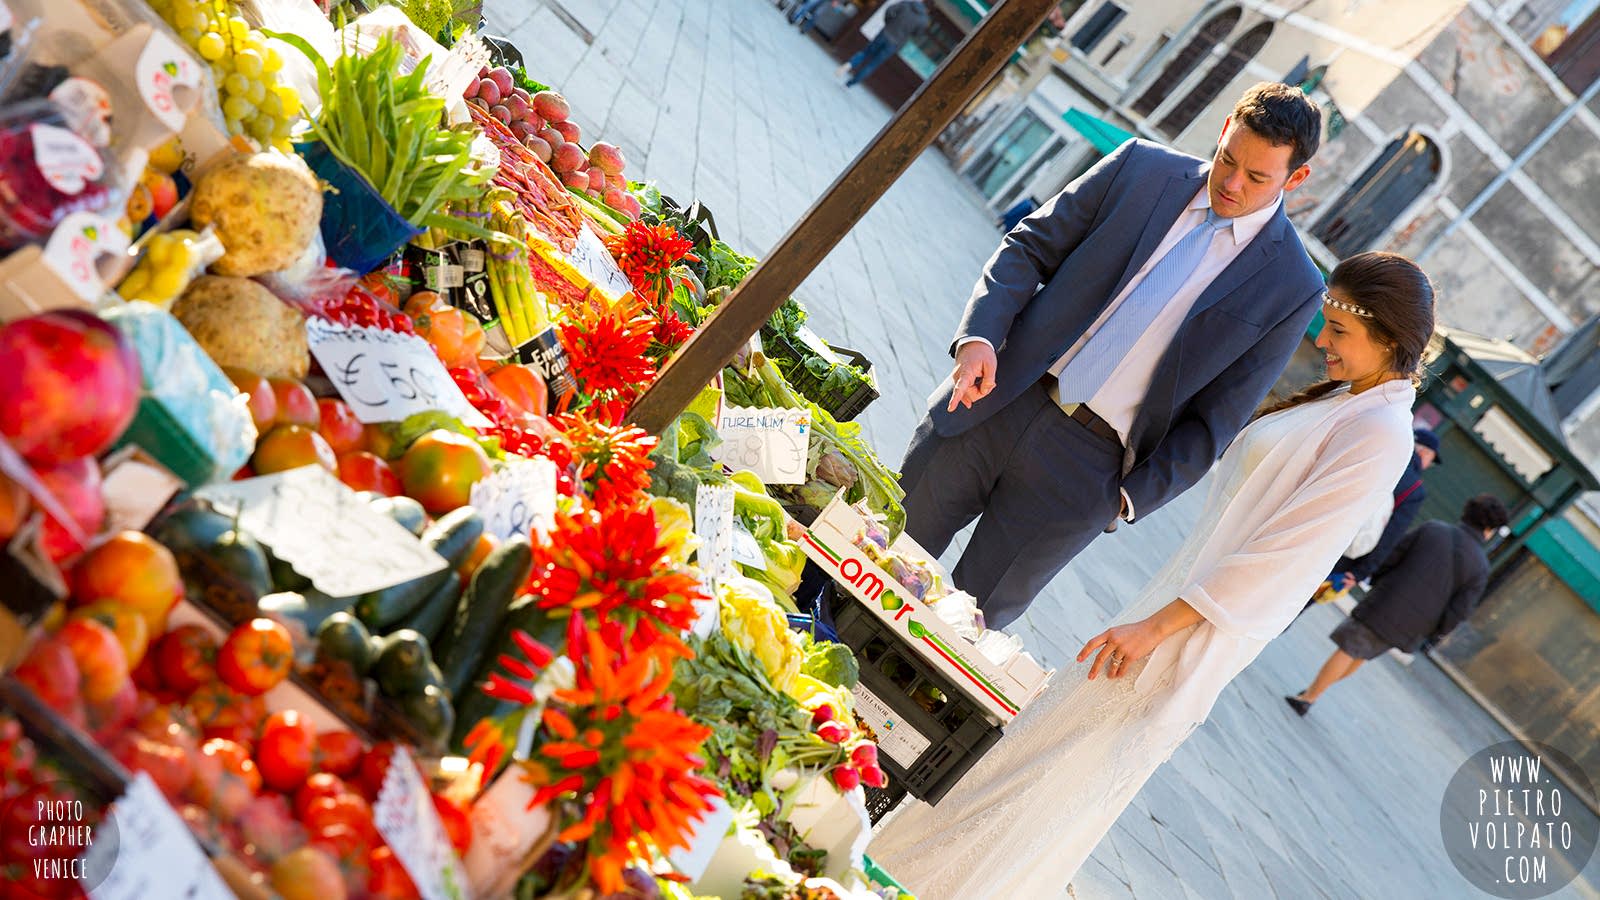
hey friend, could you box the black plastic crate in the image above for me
[862,780,908,824]
[760,327,879,421]
[831,589,1003,807]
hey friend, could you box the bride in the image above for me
[868,251,1437,899]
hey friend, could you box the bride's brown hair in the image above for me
[1256,251,1436,418]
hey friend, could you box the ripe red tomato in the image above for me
[153,624,219,694]
[11,637,86,727]
[186,681,266,745]
[189,738,260,818]
[430,794,472,855]
[57,617,130,704]
[367,846,421,900]
[302,793,375,843]
[355,741,420,801]
[316,398,366,455]
[309,822,372,865]
[257,710,316,792]
[314,730,364,777]
[216,618,293,696]
[336,451,402,496]
[293,772,354,820]
[269,378,319,428]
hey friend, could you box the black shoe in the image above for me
[1284,695,1312,717]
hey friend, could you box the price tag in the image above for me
[31,125,103,195]
[85,773,233,900]
[730,524,766,571]
[307,319,491,427]
[135,31,202,131]
[195,466,447,597]
[567,226,634,300]
[469,457,557,541]
[667,793,734,882]
[373,747,466,900]
[692,483,734,637]
[711,406,811,485]
[42,212,128,302]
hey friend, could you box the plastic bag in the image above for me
[102,301,256,484]
[117,226,224,307]
[0,98,124,252]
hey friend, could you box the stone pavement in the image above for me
[491,2,1600,897]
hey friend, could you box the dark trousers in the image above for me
[899,380,1124,629]
[846,34,899,85]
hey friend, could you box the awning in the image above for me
[1062,108,1136,155]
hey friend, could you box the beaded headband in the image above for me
[1323,292,1374,318]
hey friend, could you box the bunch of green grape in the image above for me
[147,0,304,151]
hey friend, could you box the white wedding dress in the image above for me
[868,381,1417,900]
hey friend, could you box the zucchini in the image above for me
[436,535,533,698]
[315,612,375,674]
[355,508,484,629]
[448,595,563,751]
[387,574,462,642]
[369,496,427,536]
[259,590,353,635]
[372,629,435,696]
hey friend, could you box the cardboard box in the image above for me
[799,495,1051,722]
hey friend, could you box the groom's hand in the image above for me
[948,342,998,412]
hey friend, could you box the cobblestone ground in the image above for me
[492,2,1600,896]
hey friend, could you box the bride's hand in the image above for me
[1078,619,1164,680]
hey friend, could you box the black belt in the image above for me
[1040,375,1121,444]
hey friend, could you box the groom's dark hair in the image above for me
[1231,82,1322,171]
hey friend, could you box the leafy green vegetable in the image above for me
[801,640,859,690]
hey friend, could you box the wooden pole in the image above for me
[627,0,1060,432]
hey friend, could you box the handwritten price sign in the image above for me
[307,319,489,427]
[469,457,557,541]
[196,467,447,597]
[567,226,635,300]
[711,406,811,485]
[374,746,466,900]
[86,774,233,900]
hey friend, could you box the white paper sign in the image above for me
[667,793,734,882]
[373,746,466,900]
[196,467,447,597]
[692,482,734,638]
[85,773,233,900]
[42,212,128,301]
[567,226,634,300]
[712,406,811,485]
[307,319,491,427]
[469,457,557,541]
[730,524,766,571]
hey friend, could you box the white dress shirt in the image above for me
[958,188,1283,520]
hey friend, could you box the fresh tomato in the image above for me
[309,822,372,865]
[302,793,376,843]
[153,624,219,694]
[189,738,260,818]
[355,742,401,800]
[335,451,402,496]
[108,732,193,802]
[395,430,491,515]
[238,793,306,862]
[270,845,348,900]
[431,794,472,855]
[367,846,421,900]
[216,618,293,696]
[293,773,354,820]
[186,681,267,745]
[57,617,130,704]
[314,730,364,778]
[86,679,137,744]
[316,398,366,455]
[11,637,86,727]
[487,363,548,417]
[256,710,316,792]
[269,378,319,428]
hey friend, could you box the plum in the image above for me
[588,141,625,176]
[551,141,586,173]
[552,120,581,145]
[476,78,501,106]
[531,91,570,122]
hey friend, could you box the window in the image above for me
[1130,9,1240,117]
[1513,0,1600,91]
[1312,131,1443,257]
[1070,2,1127,54]
[1100,34,1132,68]
[968,110,1056,199]
[1156,22,1273,138]
[898,17,961,78]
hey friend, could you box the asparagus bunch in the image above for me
[483,188,551,345]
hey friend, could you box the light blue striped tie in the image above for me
[1058,208,1232,403]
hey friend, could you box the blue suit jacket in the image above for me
[931,139,1324,520]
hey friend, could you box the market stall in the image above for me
[0,1,1055,898]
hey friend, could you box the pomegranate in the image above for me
[0,310,140,466]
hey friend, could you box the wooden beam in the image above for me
[627,0,1059,433]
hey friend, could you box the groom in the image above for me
[902,82,1326,629]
